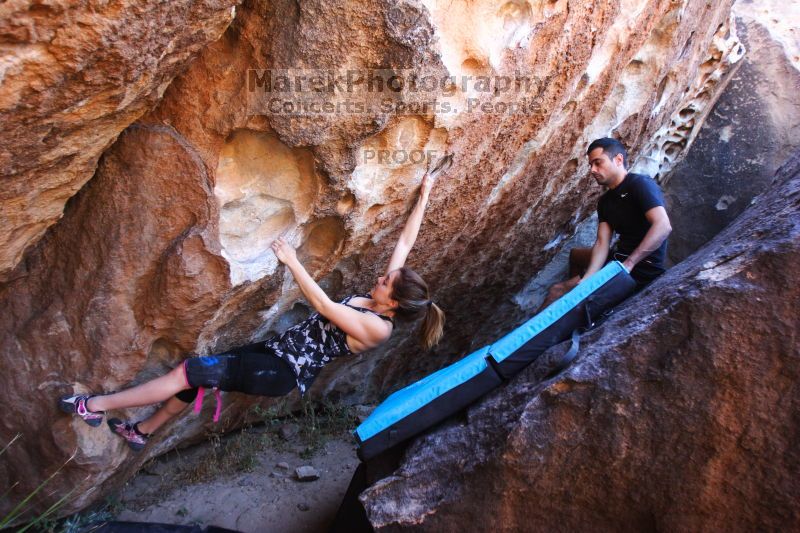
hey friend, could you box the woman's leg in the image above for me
[120,351,294,435]
[238,351,297,397]
[136,395,192,434]
[87,364,189,412]
[100,349,293,437]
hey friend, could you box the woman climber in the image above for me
[59,161,447,451]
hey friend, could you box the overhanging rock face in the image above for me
[1,0,747,517]
[360,150,800,531]
[0,0,239,283]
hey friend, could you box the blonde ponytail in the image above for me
[391,267,446,349]
[420,301,445,350]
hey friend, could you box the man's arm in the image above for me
[581,221,613,280]
[621,206,672,272]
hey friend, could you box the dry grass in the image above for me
[173,399,358,484]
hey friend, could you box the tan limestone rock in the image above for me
[0,0,757,518]
[0,0,239,282]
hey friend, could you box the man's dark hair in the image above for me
[587,137,628,168]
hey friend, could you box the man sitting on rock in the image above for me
[541,137,672,309]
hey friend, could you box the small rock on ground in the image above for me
[295,465,320,481]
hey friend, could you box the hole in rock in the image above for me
[148,338,183,365]
[128,338,185,386]
[563,158,579,176]
[627,58,645,70]
[461,57,486,76]
[695,89,711,102]
[679,32,696,59]
[337,192,356,215]
[366,204,386,222]
[299,216,346,266]
[215,129,318,284]
[498,0,532,30]
[319,268,344,296]
[655,76,669,106]
[664,142,683,159]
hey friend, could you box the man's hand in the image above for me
[621,260,633,273]
[271,237,297,265]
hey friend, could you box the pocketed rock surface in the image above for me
[0,0,239,282]
[663,0,800,263]
[360,151,800,531]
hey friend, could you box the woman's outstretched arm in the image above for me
[271,239,391,348]
[385,172,436,274]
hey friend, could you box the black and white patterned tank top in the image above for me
[264,294,394,395]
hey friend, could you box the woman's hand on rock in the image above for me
[420,171,436,198]
[271,237,297,265]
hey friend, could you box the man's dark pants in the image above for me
[540,247,665,311]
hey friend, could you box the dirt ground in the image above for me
[111,425,362,532]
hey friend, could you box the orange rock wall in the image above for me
[0,0,239,282]
[0,0,742,516]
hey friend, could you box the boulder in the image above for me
[0,0,751,518]
[663,0,800,263]
[360,150,800,531]
[0,124,233,514]
[0,0,239,282]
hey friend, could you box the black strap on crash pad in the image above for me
[547,300,596,378]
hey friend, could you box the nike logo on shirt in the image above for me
[620,193,628,198]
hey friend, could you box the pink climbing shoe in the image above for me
[58,394,104,427]
[107,418,150,452]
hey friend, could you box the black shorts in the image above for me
[608,252,665,291]
[176,342,297,403]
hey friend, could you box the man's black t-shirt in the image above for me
[597,172,667,270]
